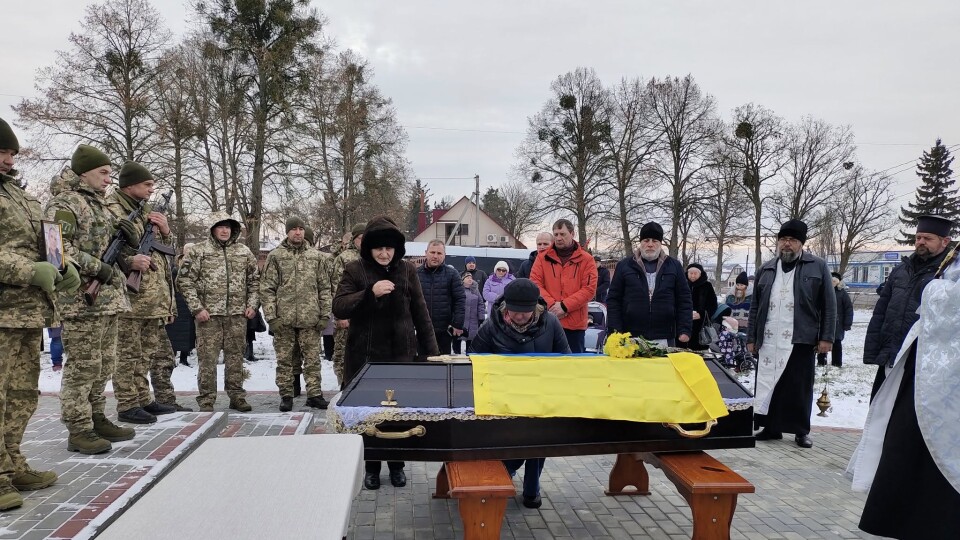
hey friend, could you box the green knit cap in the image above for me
[0,118,19,154]
[304,225,315,245]
[118,161,153,188]
[285,216,305,233]
[71,144,111,175]
[351,223,366,239]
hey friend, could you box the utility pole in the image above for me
[474,174,480,247]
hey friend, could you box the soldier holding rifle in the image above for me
[106,162,185,424]
[45,145,135,454]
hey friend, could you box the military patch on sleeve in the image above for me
[54,209,77,238]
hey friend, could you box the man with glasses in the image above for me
[747,219,836,448]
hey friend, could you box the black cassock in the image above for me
[859,343,960,540]
[754,345,815,436]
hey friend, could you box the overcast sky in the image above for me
[3,1,959,225]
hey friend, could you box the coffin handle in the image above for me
[663,419,717,439]
[364,424,427,439]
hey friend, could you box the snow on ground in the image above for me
[38,310,880,430]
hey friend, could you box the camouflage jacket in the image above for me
[0,172,58,328]
[44,168,130,318]
[260,239,331,329]
[329,244,359,297]
[176,214,259,317]
[105,190,176,320]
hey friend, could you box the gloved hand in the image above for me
[96,262,115,285]
[30,262,60,293]
[116,218,141,248]
[56,263,82,293]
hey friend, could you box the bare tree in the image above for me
[495,178,543,241]
[520,67,611,244]
[602,77,661,256]
[14,0,170,163]
[725,103,788,272]
[700,147,753,283]
[833,167,895,274]
[647,75,720,257]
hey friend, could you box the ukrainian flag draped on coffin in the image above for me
[471,353,728,423]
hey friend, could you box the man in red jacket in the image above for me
[530,219,597,352]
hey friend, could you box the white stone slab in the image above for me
[97,434,364,540]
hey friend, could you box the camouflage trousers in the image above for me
[195,315,246,408]
[273,325,321,399]
[115,318,176,411]
[0,328,41,483]
[332,325,348,389]
[61,314,118,434]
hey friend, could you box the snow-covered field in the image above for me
[38,310,880,430]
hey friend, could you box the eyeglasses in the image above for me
[495,268,507,272]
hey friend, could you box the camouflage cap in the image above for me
[0,118,19,154]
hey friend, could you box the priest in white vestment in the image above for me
[746,219,836,448]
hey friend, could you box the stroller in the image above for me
[584,301,607,353]
[707,304,757,372]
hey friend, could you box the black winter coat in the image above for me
[166,267,195,352]
[417,263,466,331]
[607,255,693,341]
[516,251,537,279]
[688,275,718,350]
[468,297,571,354]
[748,252,837,348]
[833,285,854,341]
[595,266,611,303]
[332,217,439,386]
[864,251,948,366]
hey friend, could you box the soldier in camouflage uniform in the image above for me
[261,217,332,412]
[329,223,365,388]
[105,162,186,424]
[45,144,135,455]
[0,119,82,510]
[176,212,260,412]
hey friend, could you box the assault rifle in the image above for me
[84,199,146,306]
[126,191,176,293]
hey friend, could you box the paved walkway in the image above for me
[1,394,884,539]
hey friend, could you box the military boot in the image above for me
[229,398,252,412]
[0,483,23,511]
[305,395,328,410]
[279,397,293,412]
[11,467,58,491]
[118,407,156,425]
[67,430,112,454]
[93,413,136,442]
[143,401,177,415]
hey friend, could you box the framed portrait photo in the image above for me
[41,220,65,271]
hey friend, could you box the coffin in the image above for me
[329,357,755,462]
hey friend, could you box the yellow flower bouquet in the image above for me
[603,332,669,358]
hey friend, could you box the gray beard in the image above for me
[640,250,660,262]
[779,250,799,263]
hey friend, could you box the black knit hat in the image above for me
[285,216,305,233]
[639,222,664,242]
[118,161,153,188]
[735,272,749,286]
[71,144,111,175]
[0,118,19,154]
[777,219,808,243]
[502,278,540,313]
[916,215,953,237]
[830,271,843,280]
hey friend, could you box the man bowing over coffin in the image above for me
[746,219,836,448]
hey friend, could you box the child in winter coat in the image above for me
[460,273,485,354]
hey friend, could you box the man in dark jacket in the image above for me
[517,232,552,279]
[594,255,611,303]
[333,216,439,491]
[818,272,853,367]
[864,215,952,397]
[607,222,692,346]
[463,256,487,291]
[417,241,466,355]
[469,279,570,509]
[747,219,836,448]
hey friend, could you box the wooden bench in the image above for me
[434,460,516,540]
[607,452,754,540]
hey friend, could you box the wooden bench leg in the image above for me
[685,492,739,540]
[605,453,650,496]
[433,463,450,499]
[457,496,508,540]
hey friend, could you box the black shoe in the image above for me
[305,395,328,410]
[389,469,406,487]
[363,472,380,490]
[755,428,783,440]
[143,401,177,415]
[795,434,813,448]
[118,407,157,425]
[816,360,827,366]
[279,397,293,412]
[832,362,842,368]
[179,358,191,367]
[522,494,542,509]
[293,376,301,397]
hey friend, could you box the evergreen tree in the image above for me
[898,139,960,244]
[404,179,431,239]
